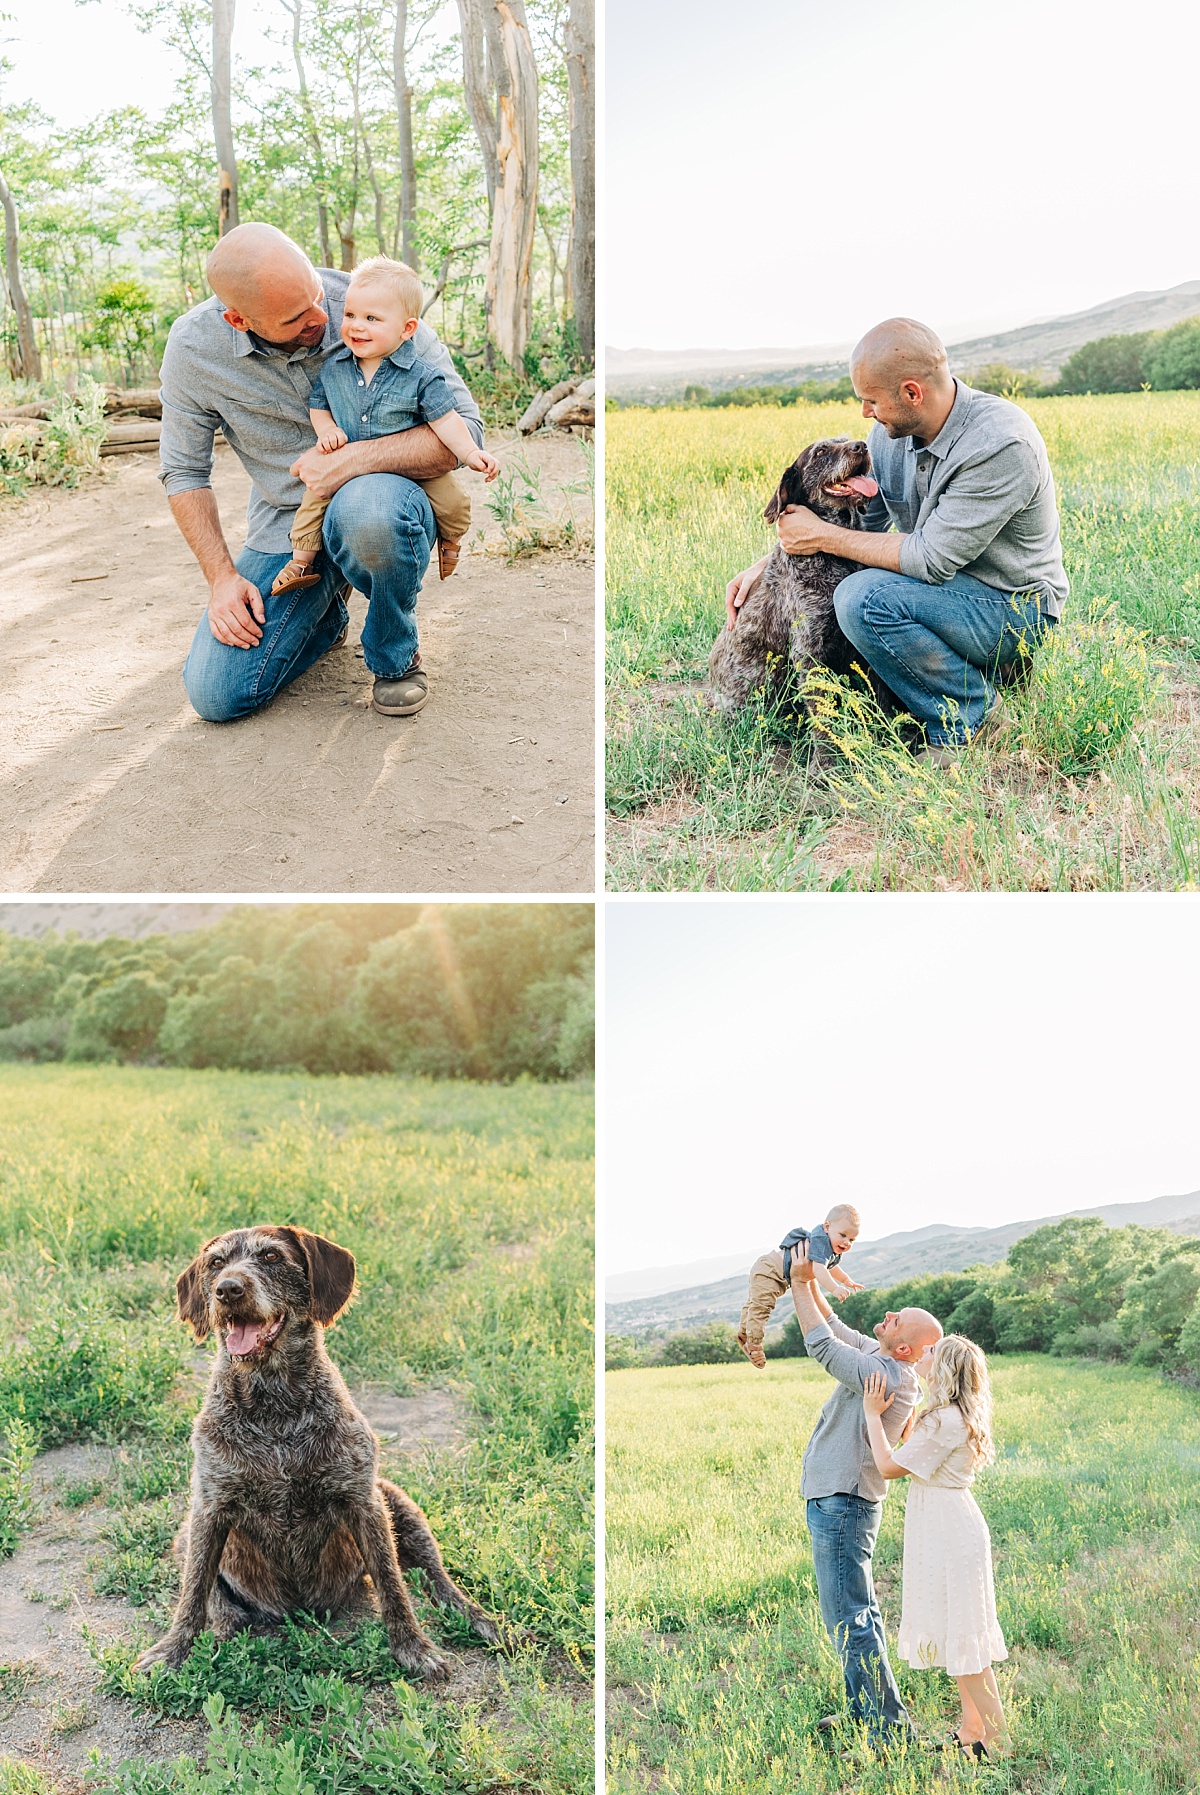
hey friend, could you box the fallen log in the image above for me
[100,420,163,455]
[517,377,581,435]
[545,392,596,429]
[103,386,163,417]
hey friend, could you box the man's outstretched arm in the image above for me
[289,424,456,505]
[791,1259,882,1392]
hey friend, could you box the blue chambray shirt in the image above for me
[158,267,483,554]
[308,339,458,444]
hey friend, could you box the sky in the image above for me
[605,900,1200,1276]
[605,0,1200,351]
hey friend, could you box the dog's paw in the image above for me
[134,1632,191,1673]
[391,1639,450,1682]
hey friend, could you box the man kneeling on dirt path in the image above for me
[789,1245,942,1754]
[725,319,1069,765]
[159,222,485,721]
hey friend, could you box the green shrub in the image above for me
[1055,332,1155,394]
[0,1419,38,1558]
[1147,316,1200,390]
[657,1323,743,1366]
[0,1303,188,1445]
[1019,604,1157,774]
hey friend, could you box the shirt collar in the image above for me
[221,300,339,362]
[326,337,418,371]
[907,376,972,461]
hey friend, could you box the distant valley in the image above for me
[607,280,1200,403]
[607,1188,1200,1338]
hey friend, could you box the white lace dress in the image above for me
[890,1404,1007,1677]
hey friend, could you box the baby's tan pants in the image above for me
[290,469,472,554]
[739,1249,790,1348]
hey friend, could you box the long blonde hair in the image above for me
[919,1334,995,1468]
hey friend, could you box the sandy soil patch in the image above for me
[0,432,594,894]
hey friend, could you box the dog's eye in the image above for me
[262,1251,282,1263]
[209,1256,225,1270]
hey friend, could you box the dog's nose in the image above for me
[216,1277,245,1301]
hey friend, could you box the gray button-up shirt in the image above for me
[801,1314,919,1504]
[861,379,1069,618]
[158,267,484,554]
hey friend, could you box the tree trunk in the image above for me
[287,0,333,267]
[392,0,420,269]
[456,0,500,213]
[484,0,537,368]
[565,0,594,361]
[211,0,240,235]
[0,164,42,382]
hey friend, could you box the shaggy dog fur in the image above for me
[135,1225,499,1679]
[706,436,898,720]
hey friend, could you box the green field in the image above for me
[0,1065,594,1794]
[606,394,1200,890]
[606,1357,1200,1794]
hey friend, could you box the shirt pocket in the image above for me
[219,394,310,447]
[368,389,421,434]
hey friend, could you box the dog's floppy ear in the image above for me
[176,1241,216,1340]
[287,1227,358,1326]
[764,451,810,523]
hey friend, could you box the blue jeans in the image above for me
[833,568,1055,746]
[183,473,436,722]
[806,1493,913,1743]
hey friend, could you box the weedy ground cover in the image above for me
[0,1065,593,1794]
[606,1356,1200,1794]
[606,393,1200,889]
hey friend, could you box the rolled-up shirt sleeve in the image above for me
[899,442,1039,584]
[158,336,220,497]
[803,1317,882,1392]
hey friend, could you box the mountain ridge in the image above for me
[606,280,1200,401]
[607,1189,1200,1336]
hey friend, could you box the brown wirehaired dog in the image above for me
[135,1225,499,1678]
[706,437,898,720]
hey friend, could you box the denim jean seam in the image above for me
[250,582,311,702]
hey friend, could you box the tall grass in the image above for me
[606,393,1200,889]
[606,1356,1200,1794]
[0,1065,593,1795]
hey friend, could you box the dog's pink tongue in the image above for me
[225,1322,261,1356]
[845,475,878,497]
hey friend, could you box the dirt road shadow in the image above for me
[0,435,593,893]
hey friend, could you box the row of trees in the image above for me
[0,903,593,1080]
[607,1216,1200,1378]
[1,0,593,400]
[967,316,1200,399]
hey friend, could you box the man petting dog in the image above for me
[725,318,1069,763]
[159,223,484,722]
[789,1244,942,1754]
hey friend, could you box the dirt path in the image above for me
[0,1388,482,1784]
[0,433,594,894]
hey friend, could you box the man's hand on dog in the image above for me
[725,556,769,629]
[776,504,833,556]
[208,569,266,647]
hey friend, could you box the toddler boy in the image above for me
[272,255,498,605]
[737,1203,864,1367]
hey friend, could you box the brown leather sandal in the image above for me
[271,557,323,595]
[437,537,461,580]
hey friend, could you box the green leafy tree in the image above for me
[1053,333,1155,394]
[65,971,171,1061]
[657,1322,743,1366]
[80,277,156,385]
[1147,317,1200,391]
[1116,1242,1200,1363]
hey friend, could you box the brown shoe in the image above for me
[437,537,461,580]
[736,1330,766,1369]
[271,557,323,596]
[372,663,428,716]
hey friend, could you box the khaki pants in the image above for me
[290,469,472,554]
[739,1249,790,1348]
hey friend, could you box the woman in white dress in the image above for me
[863,1333,1008,1759]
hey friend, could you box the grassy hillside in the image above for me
[0,1066,594,1794]
[606,1357,1200,1793]
[607,392,1200,891]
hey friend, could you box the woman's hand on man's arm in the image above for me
[863,1372,910,1478]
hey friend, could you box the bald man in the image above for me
[789,1251,942,1752]
[159,224,484,721]
[726,318,1068,763]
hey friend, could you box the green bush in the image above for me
[656,1323,743,1366]
[0,1419,38,1558]
[1055,332,1155,394]
[0,1302,188,1445]
[1019,604,1157,775]
[1147,316,1200,390]
[67,972,171,1063]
